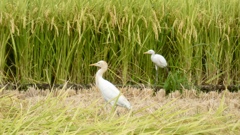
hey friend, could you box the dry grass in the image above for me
[2,87,240,118]
[1,86,240,134]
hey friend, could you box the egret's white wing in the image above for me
[98,79,120,100]
[98,78,131,109]
[117,95,131,109]
[152,54,167,68]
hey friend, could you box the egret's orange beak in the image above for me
[89,63,97,66]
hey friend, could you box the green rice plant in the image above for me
[0,0,240,90]
[163,69,192,94]
[0,29,10,83]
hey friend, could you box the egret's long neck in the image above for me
[151,53,155,59]
[95,67,107,86]
[96,68,107,78]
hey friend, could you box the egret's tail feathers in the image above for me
[126,104,132,110]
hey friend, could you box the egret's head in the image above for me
[144,49,155,55]
[90,60,108,68]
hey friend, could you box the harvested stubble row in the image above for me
[2,87,240,118]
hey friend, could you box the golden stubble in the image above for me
[1,87,240,118]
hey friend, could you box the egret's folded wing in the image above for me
[98,79,121,101]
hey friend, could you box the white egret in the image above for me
[144,49,168,85]
[90,60,132,110]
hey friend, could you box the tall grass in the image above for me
[0,0,239,88]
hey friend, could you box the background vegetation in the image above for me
[0,0,240,90]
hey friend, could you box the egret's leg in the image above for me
[109,101,119,116]
[117,109,120,117]
[166,67,169,74]
[165,67,169,78]
[111,106,120,116]
[104,101,110,114]
[155,66,158,85]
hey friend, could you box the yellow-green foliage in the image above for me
[0,0,240,86]
[0,87,240,134]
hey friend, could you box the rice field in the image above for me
[1,86,240,134]
[1,0,240,134]
[0,0,240,89]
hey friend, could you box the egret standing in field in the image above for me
[144,49,168,85]
[90,60,132,110]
